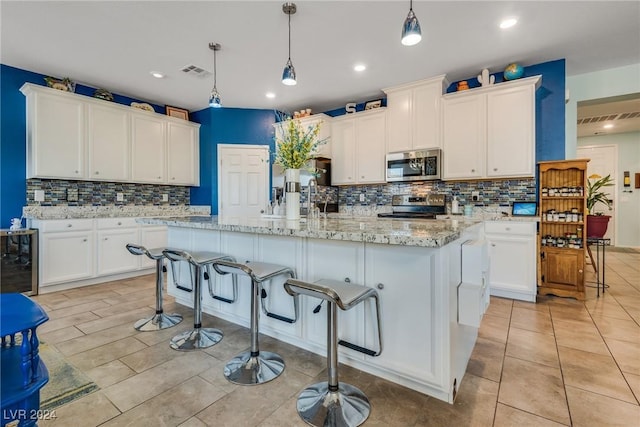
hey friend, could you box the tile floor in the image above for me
[32,248,640,426]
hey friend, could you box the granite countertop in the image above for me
[22,205,211,220]
[137,215,483,248]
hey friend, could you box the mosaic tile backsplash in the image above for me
[27,179,190,206]
[336,178,537,208]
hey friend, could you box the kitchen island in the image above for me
[138,215,487,403]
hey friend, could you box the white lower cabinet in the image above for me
[485,221,537,302]
[139,225,168,269]
[31,218,167,290]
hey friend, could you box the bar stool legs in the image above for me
[296,302,370,427]
[134,256,183,331]
[223,276,285,385]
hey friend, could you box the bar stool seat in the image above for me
[212,259,298,386]
[125,244,183,331]
[284,278,383,427]
[162,249,236,351]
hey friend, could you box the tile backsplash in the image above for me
[27,179,190,206]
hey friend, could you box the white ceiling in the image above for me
[1,1,639,115]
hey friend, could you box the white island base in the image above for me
[155,218,486,404]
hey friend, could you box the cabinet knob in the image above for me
[172,177,175,180]
[344,277,351,283]
[157,176,162,179]
[493,168,498,172]
[578,269,583,274]
[95,171,100,175]
[74,170,79,174]
[82,238,87,242]
[361,176,365,179]
[377,283,384,290]
[348,177,352,180]
[491,243,496,247]
[471,169,475,173]
[117,222,122,226]
[505,227,511,231]
[67,224,73,228]
[104,237,108,241]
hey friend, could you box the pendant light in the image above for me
[401,0,422,46]
[282,2,297,86]
[209,42,222,108]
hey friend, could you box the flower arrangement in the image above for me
[586,173,614,215]
[273,115,327,170]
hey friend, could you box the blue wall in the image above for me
[0,64,165,228]
[190,108,275,213]
[446,59,566,162]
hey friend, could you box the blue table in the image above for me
[1,293,49,427]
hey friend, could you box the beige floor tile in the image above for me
[202,328,252,362]
[498,356,570,425]
[55,323,138,356]
[513,299,551,312]
[39,325,85,345]
[43,290,122,310]
[195,367,310,426]
[75,306,154,334]
[44,300,112,320]
[565,385,640,427]
[101,376,226,427]
[260,335,326,379]
[133,318,195,346]
[103,351,219,412]
[120,338,190,373]
[623,372,640,402]
[553,319,610,356]
[592,314,640,344]
[85,359,137,388]
[361,379,432,426]
[493,403,568,426]
[178,417,209,427]
[485,296,513,319]
[549,304,591,323]
[586,299,635,321]
[37,391,120,427]
[509,307,554,335]
[506,327,559,368]
[604,337,640,375]
[67,336,148,371]
[478,314,510,344]
[38,311,101,334]
[414,373,499,427]
[557,345,637,404]
[91,295,156,317]
[256,395,307,427]
[466,336,506,382]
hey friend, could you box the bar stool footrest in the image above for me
[134,313,183,332]
[224,350,285,385]
[265,312,296,324]
[297,382,370,427]
[338,339,379,357]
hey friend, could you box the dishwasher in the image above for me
[0,229,38,295]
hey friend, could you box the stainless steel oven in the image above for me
[386,148,441,182]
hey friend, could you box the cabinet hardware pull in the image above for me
[67,224,72,227]
[377,283,384,290]
[104,237,108,240]
[158,176,161,179]
[344,277,351,283]
[491,243,496,247]
[493,168,498,171]
[74,170,79,174]
[505,227,510,231]
[172,177,175,180]
[117,222,122,225]
[95,171,99,175]
[471,169,475,172]
[82,238,87,242]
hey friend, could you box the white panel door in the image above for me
[217,145,269,221]
[131,113,166,183]
[577,144,618,243]
[87,103,130,181]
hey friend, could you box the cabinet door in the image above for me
[41,231,94,286]
[131,113,166,183]
[356,112,386,184]
[441,95,485,180]
[413,82,442,150]
[331,119,356,185]
[29,91,84,179]
[167,122,199,186]
[87,103,130,181]
[540,248,585,291]
[487,85,535,178]
[139,225,168,269]
[487,234,536,301]
[385,90,412,153]
[97,228,140,275]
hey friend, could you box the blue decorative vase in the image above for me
[503,63,524,80]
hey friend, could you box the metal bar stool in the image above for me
[211,259,299,385]
[162,249,236,351]
[284,278,383,427]
[125,244,183,331]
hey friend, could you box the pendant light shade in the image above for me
[282,3,297,86]
[209,42,222,108]
[401,0,422,46]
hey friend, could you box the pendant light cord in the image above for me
[409,0,413,11]
[213,48,217,90]
[288,9,292,61]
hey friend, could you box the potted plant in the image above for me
[586,173,614,238]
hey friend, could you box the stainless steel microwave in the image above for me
[386,148,442,182]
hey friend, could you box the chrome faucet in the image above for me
[307,178,317,217]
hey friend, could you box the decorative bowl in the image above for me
[503,63,524,80]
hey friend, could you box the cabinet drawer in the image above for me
[38,219,94,233]
[485,221,535,236]
[97,217,138,229]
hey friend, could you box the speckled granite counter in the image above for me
[22,205,210,220]
[137,215,482,247]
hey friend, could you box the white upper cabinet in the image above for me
[167,121,199,185]
[87,103,130,181]
[331,109,386,185]
[131,113,166,183]
[384,75,448,153]
[441,76,540,181]
[20,83,200,186]
[23,86,84,179]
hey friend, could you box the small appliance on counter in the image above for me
[377,194,446,219]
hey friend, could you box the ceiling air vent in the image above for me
[180,64,211,78]
[577,112,640,125]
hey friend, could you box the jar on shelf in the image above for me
[557,212,566,222]
[546,209,555,222]
[576,226,583,238]
[541,187,549,197]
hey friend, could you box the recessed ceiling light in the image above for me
[499,18,518,29]
[603,123,614,129]
[266,92,276,99]
[150,71,165,79]
[354,64,366,72]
